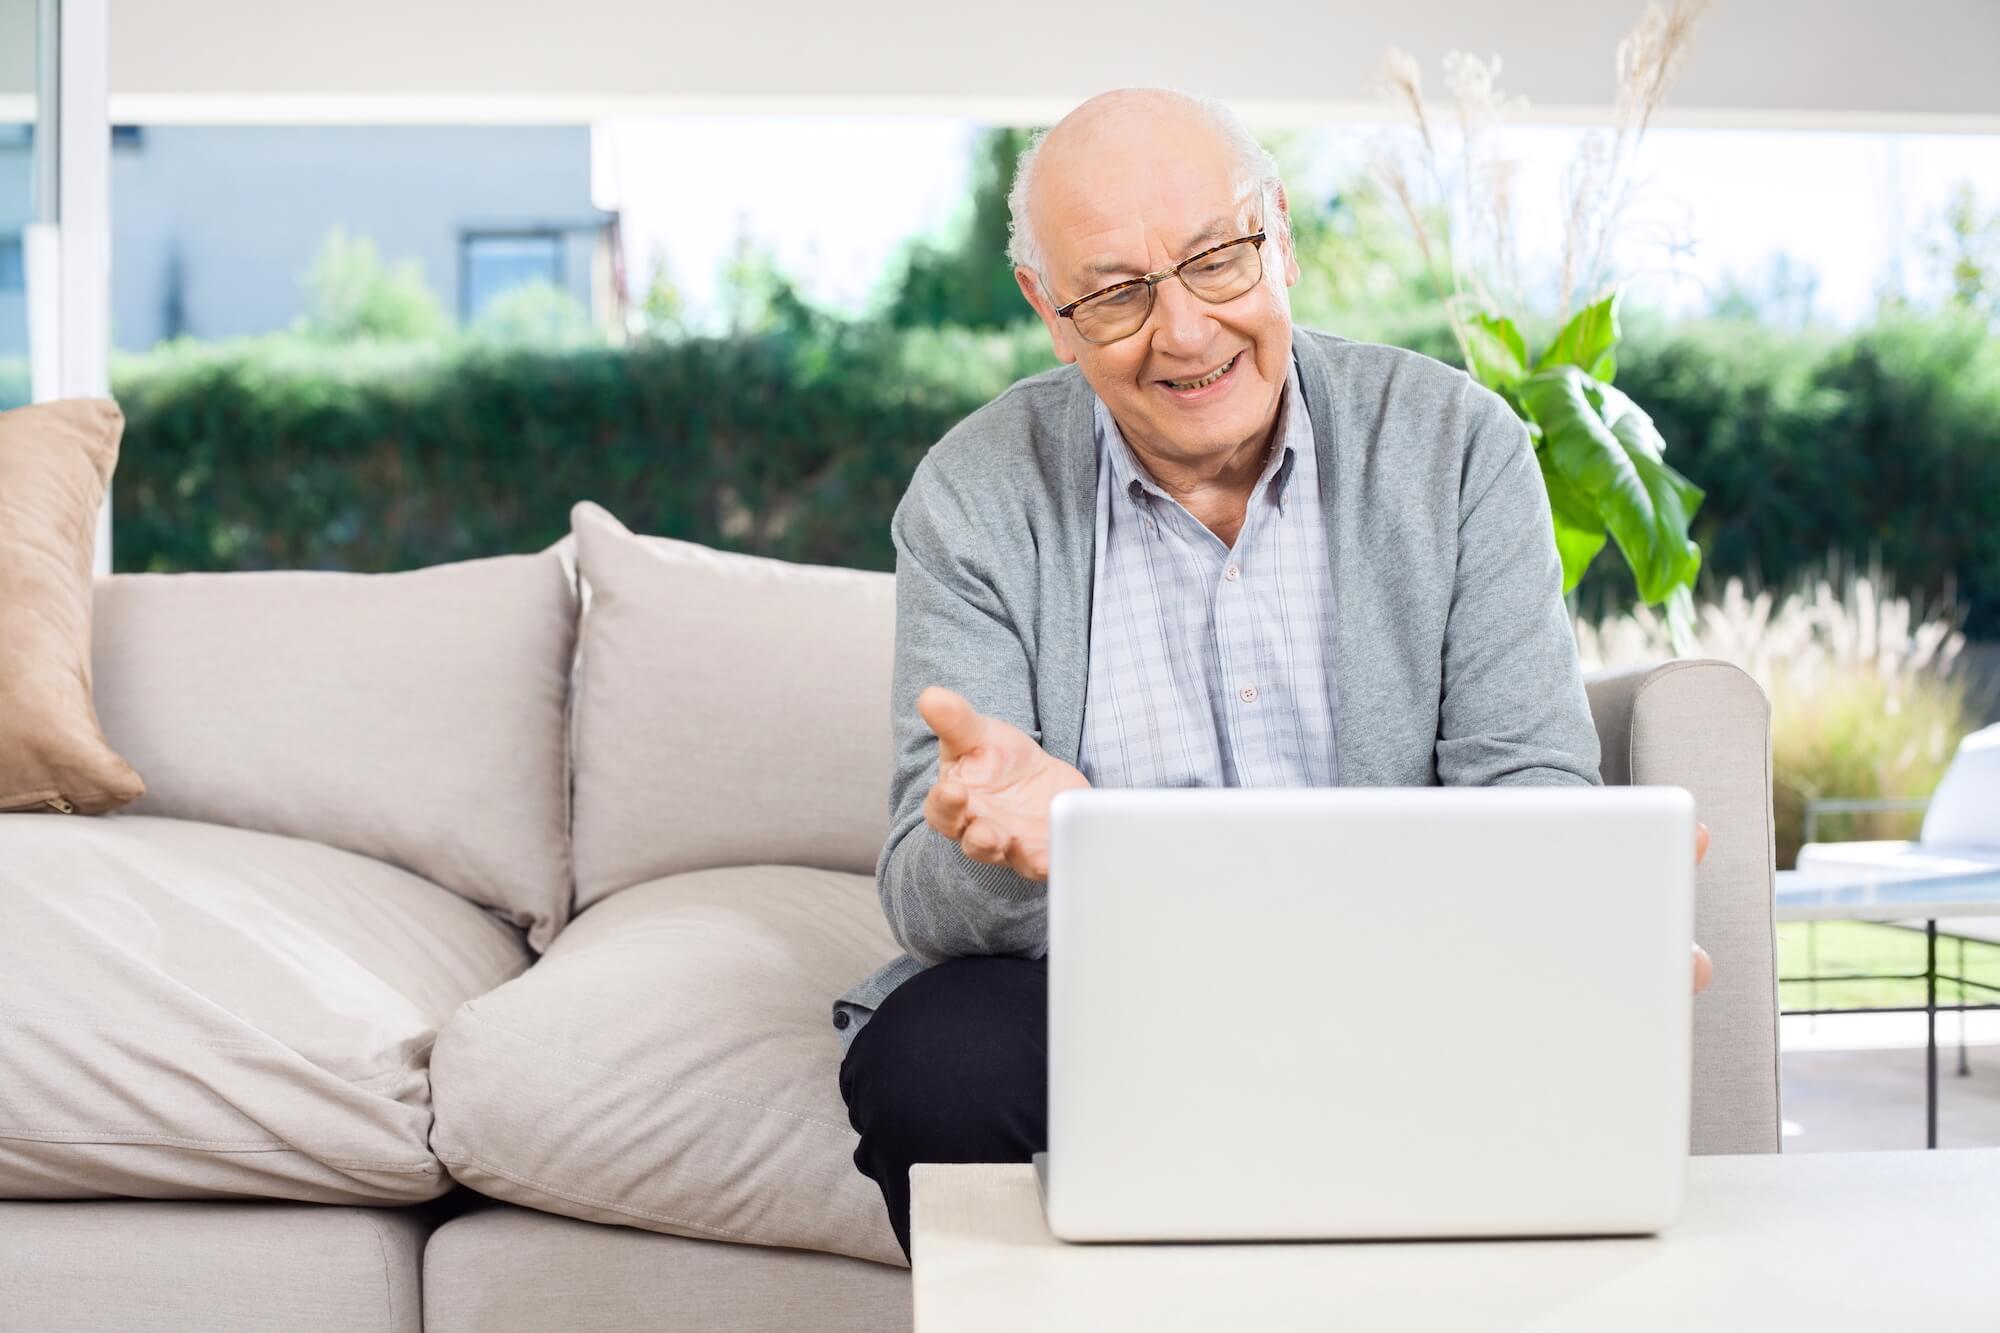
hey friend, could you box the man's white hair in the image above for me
[1005,90,1286,289]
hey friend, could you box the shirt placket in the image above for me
[1216,509,1268,788]
[1150,497,1220,788]
[1239,471,1296,787]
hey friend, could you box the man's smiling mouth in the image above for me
[1160,352,1239,391]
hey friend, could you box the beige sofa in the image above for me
[0,500,1781,1333]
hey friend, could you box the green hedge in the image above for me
[1604,313,2000,633]
[110,326,1047,575]
[110,313,2000,635]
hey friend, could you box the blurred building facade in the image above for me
[0,123,616,355]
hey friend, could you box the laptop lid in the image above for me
[1043,786,1694,1242]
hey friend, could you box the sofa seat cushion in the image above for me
[429,865,906,1266]
[0,1199,428,1333]
[0,813,531,1204]
[423,1203,910,1333]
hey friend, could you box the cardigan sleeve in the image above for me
[872,456,1053,965]
[1433,381,1604,789]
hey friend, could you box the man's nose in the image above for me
[1148,278,1215,358]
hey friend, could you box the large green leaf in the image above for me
[1520,364,1704,604]
[1536,293,1621,384]
[1536,448,1609,593]
[1463,313,1529,393]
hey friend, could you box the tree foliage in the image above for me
[883,128,1041,329]
[298,229,451,343]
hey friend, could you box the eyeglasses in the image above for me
[1054,231,1267,344]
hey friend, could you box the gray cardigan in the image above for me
[834,328,1602,1047]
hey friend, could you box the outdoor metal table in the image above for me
[1773,863,2000,1147]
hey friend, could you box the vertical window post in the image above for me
[49,0,112,572]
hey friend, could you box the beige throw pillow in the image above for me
[567,502,895,910]
[0,399,145,815]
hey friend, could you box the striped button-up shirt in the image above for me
[1078,367,1340,789]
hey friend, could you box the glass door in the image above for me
[0,0,48,409]
[5,0,112,567]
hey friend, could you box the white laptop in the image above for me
[1035,785,1695,1243]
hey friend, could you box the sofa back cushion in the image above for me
[90,552,577,948]
[0,400,146,815]
[569,502,894,910]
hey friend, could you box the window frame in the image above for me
[457,226,567,323]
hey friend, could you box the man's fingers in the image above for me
[923,780,971,840]
[917,686,985,762]
[1692,827,1714,995]
[961,819,1009,865]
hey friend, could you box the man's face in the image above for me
[1018,111,1300,469]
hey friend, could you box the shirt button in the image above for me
[1239,685,1258,703]
[1224,564,1240,581]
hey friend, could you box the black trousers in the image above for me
[836,955,1048,1259]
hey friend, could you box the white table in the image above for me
[912,1152,2000,1331]
[1775,865,2000,1147]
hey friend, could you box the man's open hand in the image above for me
[918,686,1088,882]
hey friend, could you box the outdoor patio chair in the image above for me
[1794,721,2000,1070]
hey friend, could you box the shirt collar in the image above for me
[1093,359,1313,516]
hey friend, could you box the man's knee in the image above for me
[840,955,1047,1160]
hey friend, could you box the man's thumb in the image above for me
[917,686,983,758]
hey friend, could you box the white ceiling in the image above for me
[7,1,2000,129]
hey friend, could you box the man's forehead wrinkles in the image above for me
[1176,216,1239,253]
[1074,214,1242,282]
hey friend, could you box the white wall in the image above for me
[103,0,2000,129]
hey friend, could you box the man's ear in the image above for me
[1271,182,1302,289]
[1015,266,1078,366]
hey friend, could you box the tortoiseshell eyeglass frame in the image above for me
[1053,230,1268,344]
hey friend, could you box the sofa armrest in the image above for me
[1585,659,1780,1156]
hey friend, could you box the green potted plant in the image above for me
[1375,0,1710,648]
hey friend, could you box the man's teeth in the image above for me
[1165,354,1237,391]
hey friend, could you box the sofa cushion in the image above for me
[429,864,906,1266]
[567,502,895,910]
[0,399,146,815]
[0,1200,428,1333]
[0,813,530,1204]
[90,550,577,948]
[423,1204,911,1333]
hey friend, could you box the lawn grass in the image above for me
[1777,921,2000,1014]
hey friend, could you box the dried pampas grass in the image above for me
[1376,0,1713,337]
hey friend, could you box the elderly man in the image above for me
[833,88,1711,1258]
